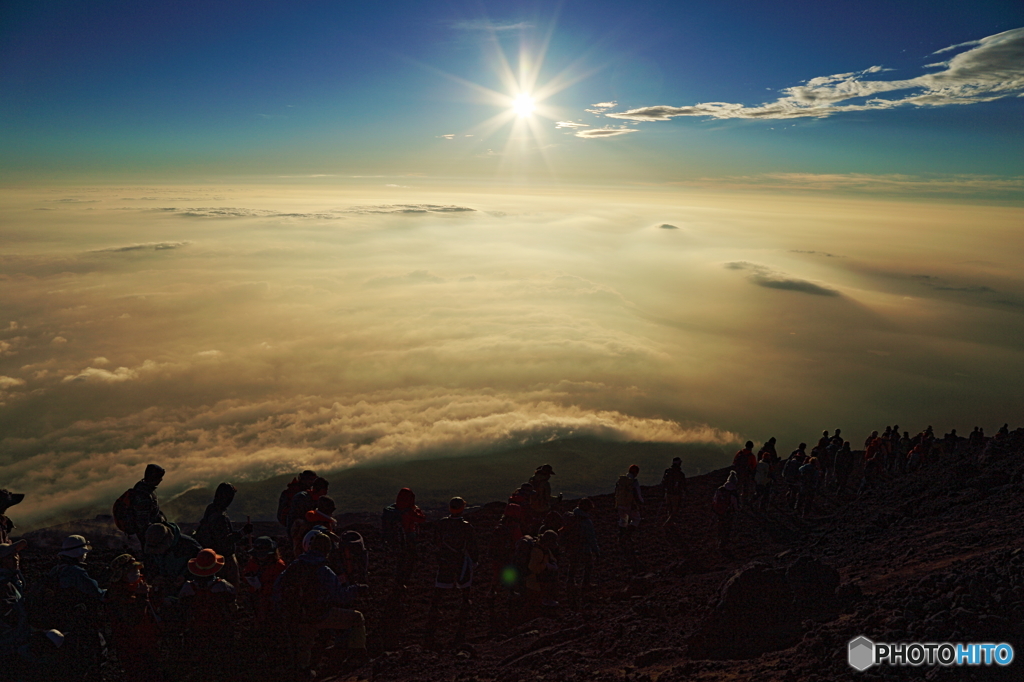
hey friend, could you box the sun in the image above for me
[512,94,536,118]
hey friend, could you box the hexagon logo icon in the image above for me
[848,636,875,671]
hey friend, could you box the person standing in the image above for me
[660,458,687,523]
[427,497,478,645]
[614,465,644,573]
[712,473,740,554]
[128,464,168,549]
[732,442,757,507]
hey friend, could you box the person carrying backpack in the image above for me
[333,531,369,586]
[426,497,479,645]
[528,465,556,521]
[614,465,645,572]
[105,554,163,682]
[143,522,202,597]
[660,458,687,524]
[0,490,24,546]
[274,532,369,677]
[178,548,236,678]
[277,470,317,528]
[193,482,252,587]
[560,498,598,594]
[114,464,168,549]
[711,473,740,553]
[382,488,426,589]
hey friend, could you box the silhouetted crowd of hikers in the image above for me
[0,422,1018,680]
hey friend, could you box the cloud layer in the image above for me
[2,184,1022,528]
[604,28,1024,122]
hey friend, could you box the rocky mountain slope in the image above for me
[16,429,1024,681]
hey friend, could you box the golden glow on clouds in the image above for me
[1,184,1022,526]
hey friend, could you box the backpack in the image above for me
[181,580,233,629]
[381,504,405,550]
[278,560,329,625]
[112,489,138,535]
[558,511,583,549]
[783,457,802,484]
[662,468,685,495]
[277,484,304,527]
[711,487,733,517]
[614,475,634,508]
[24,568,80,630]
[511,535,538,582]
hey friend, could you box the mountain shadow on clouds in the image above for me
[725,261,839,297]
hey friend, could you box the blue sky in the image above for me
[1,0,1022,186]
[3,1,1024,524]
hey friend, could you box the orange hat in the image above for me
[188,548,225,577]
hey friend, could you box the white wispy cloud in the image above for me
[555,121,590,129]
[605,27,1024,122]
[692,172,1024,195]
[575,127,638,139]
[450,19,532,32]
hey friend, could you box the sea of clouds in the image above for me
[1,184,1022,526]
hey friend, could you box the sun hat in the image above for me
[109,554,143,582]
[144,523,175,555]
[58,535,92,559]
[188,548,225,577]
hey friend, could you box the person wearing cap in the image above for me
[333,531,369,587]
[528,464,555,518]
[287,478,330,559]
[106,554,162,682]
[0,539,31,659]
[426,497,479,645]
[661,458,687,524]
[274,532,369,675]
[178,548,236,677]
[127,464,168,548]
[0,490,25,545]
[242,537,287,628]
[50,535,105,602]
[143,522,202,594]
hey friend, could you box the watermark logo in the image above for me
[847,636,1014,670]
[848,636,874,671]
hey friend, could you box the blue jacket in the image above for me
[272,552,359,609]
[0,568,28,656]
[51,560,105,601]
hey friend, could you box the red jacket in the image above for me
[733,448,756,474]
